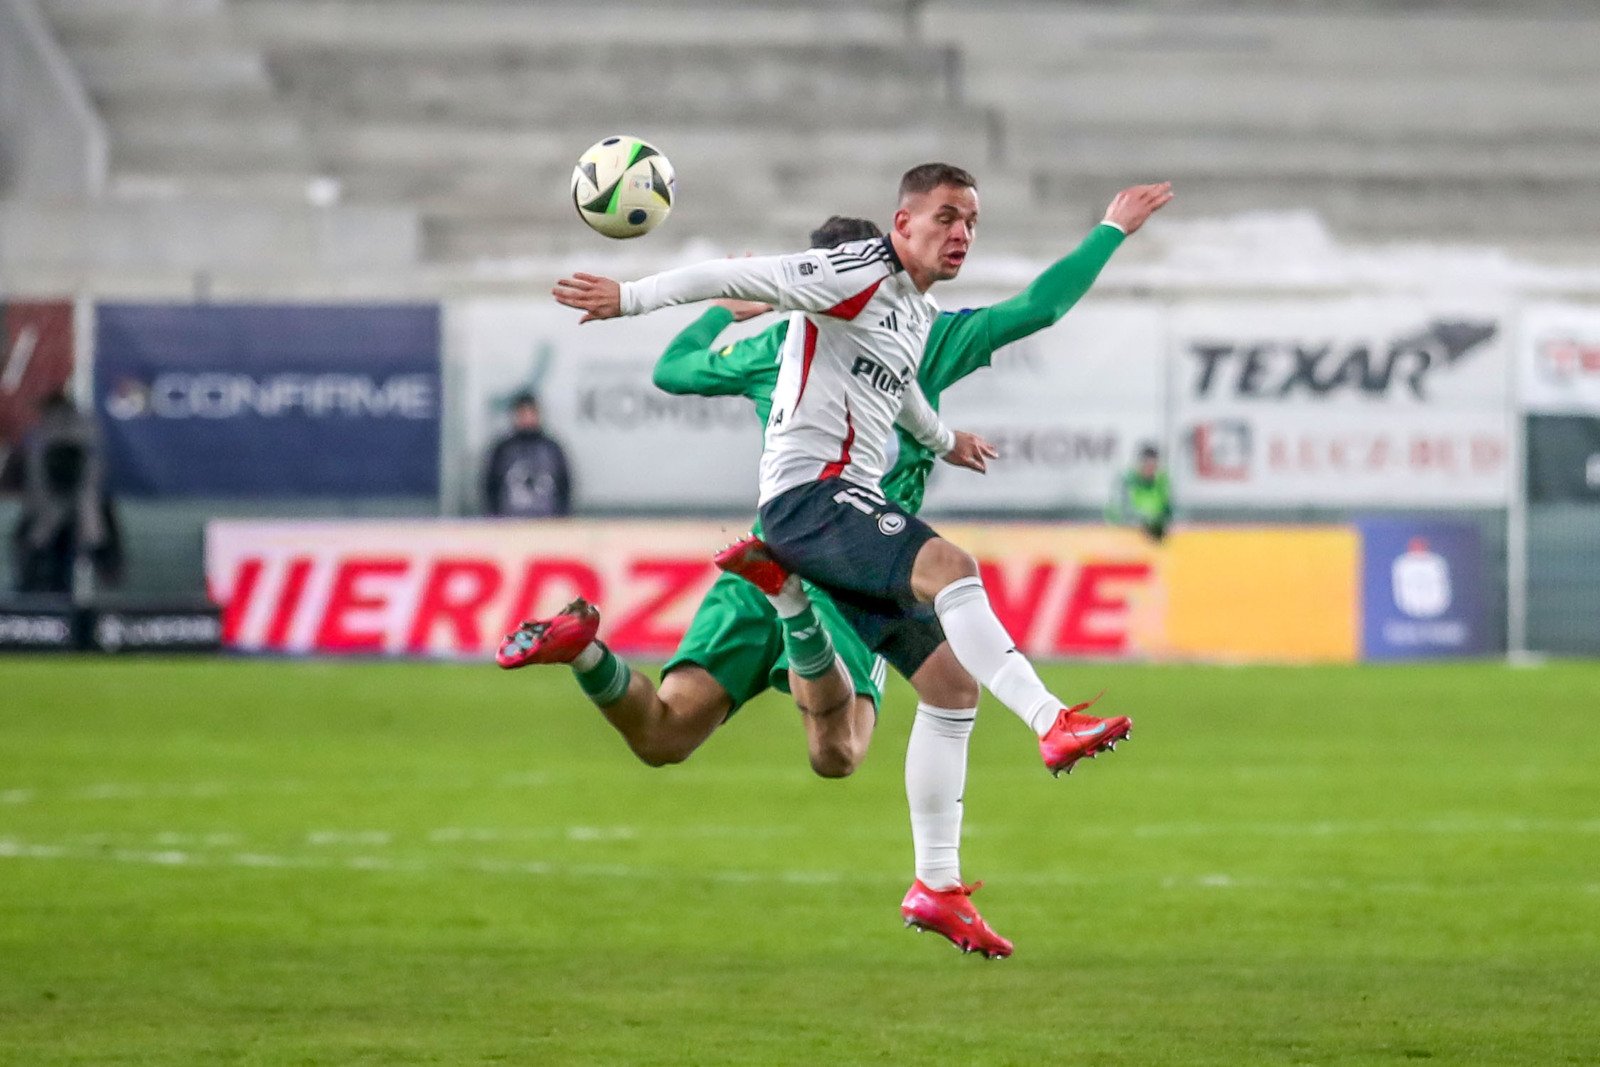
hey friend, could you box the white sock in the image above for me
[933,576,1062,737]
[906,702,976,891]
[767,574,812,618]
[570,642,604,672]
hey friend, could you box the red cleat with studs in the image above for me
[901,879,1014,959]
[496,597,600,670]
[1038,692,1132,777]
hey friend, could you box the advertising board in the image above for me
[96,304,441,497]
[206,519,1359,664]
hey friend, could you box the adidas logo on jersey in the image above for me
[879,311,900,331]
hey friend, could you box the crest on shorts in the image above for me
[878,513,906,535]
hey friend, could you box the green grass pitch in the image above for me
[2,657,1598,1065]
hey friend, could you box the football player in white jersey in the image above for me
[548,164,1169,954]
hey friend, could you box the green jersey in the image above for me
[1108,469,1173,527]
[652,222,1126,514]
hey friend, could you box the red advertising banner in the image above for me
[206,519,1360,663]
[209,520,739,658]
[0,300,75,448]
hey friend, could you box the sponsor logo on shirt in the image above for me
[849,355,912,399]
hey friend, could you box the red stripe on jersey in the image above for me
[793,319,820,409]
[821,279,883,320]
[819,405,856,480]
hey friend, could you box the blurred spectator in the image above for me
[11,391,123,594]
[1106,442,1173,543]
[483,391,572,517]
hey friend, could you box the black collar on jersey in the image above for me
[880,234,905,273]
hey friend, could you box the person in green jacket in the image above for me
[1108,442,1174,542]
[502,184,1172,954]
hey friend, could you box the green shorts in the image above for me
[662,570,887,718]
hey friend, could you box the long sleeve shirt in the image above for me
[622,235,952,503]
[651,222,1127,514]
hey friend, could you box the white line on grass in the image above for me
[14,816,1600,857]
[426,825,790,844]
[2,838,1597,898]
[0,773,553,804]
[1127,817,1600,839]
[154,832,241,847]
[306,831,394,846]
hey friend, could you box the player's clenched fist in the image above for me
[1103,182,1174,236]
[553,272,623,322]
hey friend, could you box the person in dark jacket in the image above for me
[11,391,123,593]
[483,392,572,517]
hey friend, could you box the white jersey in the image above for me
[620,236,954,504]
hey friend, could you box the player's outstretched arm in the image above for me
[554,260,783,321]
[653,305,739,396]
[652,301,784,398]
[983,181,1173,350]
[558,246,890,322]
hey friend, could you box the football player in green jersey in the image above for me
[501,184,1172,955]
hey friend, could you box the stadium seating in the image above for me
[4,0,417,285]
[2,0,1599,283]
[927,2,1600,248]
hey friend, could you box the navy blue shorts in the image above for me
[758,479,946,679]
[830,598,947,684]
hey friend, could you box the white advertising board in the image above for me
[1171,300,1512,507]
[921,300,1165,512]
[1518,303,1600,415]
[448,300,773,513]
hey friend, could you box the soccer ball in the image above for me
[570,135,675,239]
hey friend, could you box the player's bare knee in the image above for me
[633,737,693,768]
[809,737,861,778]
[630,716,704,767]
[805,694,868,778]
[810,756,857,779]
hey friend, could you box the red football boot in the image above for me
[1039,692,1132,777]
[901,879,1013,958]
[713,534,790,596]
[496,597,600,670]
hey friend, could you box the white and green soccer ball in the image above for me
[570,135,675,239]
